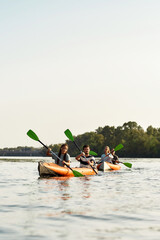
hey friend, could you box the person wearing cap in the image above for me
[110,149,119,164]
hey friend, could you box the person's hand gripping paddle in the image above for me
[64,129,98,174]
[27,129,84,177]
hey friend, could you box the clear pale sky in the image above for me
[0,0,160,148]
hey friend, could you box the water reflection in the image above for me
[36,175,93,220]
[38,175,92,200]
[78,176,91,199]
[1,160,160,240]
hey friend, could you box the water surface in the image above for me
[0,157,160,240]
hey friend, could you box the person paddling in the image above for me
[75,145,96,169]
[47,144,70,167]
[110,149,119,164]
[98,146,113,164]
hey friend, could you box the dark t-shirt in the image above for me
[52,153,70,166]
[79,155,95,168]
[112,154,119,164]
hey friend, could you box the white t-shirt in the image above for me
[100,154,113,163]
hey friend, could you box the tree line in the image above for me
[1,122,160,158]
[0,146,44,156]
[64,121,160,158]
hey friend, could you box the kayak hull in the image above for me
[97,161,121,172]
[38,161,97,177]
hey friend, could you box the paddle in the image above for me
[64,129,98,174]
[94,143,132,168]
[119,161,132,168]
[111,144,132,168]
[100,143,124,162]
[114,144,124,152]
[89,150,98,156]
[27,129,84,177]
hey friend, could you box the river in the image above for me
[0,157,160,240]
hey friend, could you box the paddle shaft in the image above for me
[100,144,124,162]
[38,140,73,171]
[72,138,130,168]
[73,140,81,152]
[101,153,112,161]
[73,141,98,174]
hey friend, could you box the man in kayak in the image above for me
[47,144,71,167]
[75,145,96,169]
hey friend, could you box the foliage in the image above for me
[1,122,160,157]
[0,146,44,156]
[66,121,160,157]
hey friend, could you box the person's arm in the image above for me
[101,154,109,162]
[75,152,84,161]
[89,157,98,172]
[63,160,70,166]
[114,155,119,163]
[96,154,103,164]
[112,155,119,164]
[101,154,105,160]
[46,148,57,161]
[89,156,96,166]
[46,148,52,157]
[63,154,71,166]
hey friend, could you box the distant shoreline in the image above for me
[1,121,160,158]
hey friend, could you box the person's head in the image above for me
[83,145,90,155]
[60,144,68,155]
[104,146,110,154]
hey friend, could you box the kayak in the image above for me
[97,161,121,172]
[38,161,97,177]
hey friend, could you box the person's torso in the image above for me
[101,154,113,163]
[52,153,70,167]
[80,155,95,168]
[112,154,118,164]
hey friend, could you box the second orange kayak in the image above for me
[97,161,121,171]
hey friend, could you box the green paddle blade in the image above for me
[114,144,124,152]
[27,129,39,141]
[89,151,98,156]
[122,162,132,168]
[64,129,74,141]
[72,170,84,177]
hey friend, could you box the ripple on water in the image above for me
[0,159,160,240]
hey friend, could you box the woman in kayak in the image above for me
[47,144,70,167]
[75,145,96,169]
[99,146,113,164]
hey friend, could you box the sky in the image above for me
[0,0,160,148]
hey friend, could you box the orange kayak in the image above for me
[38,161,97,177]
[97,161,121,171]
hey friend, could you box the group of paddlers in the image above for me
[47,144,119,169]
